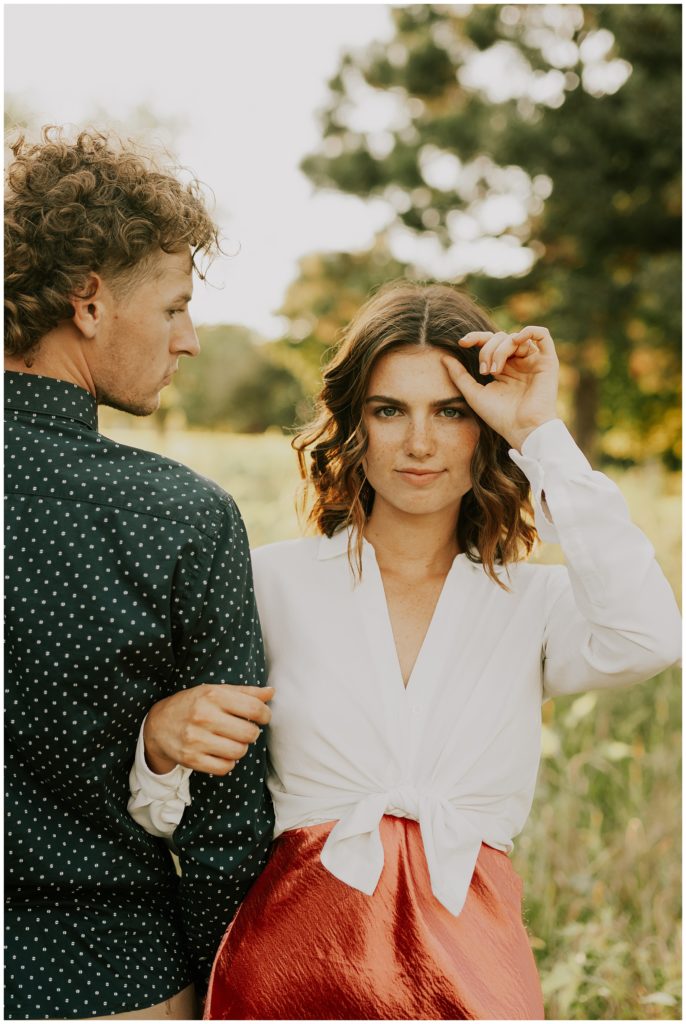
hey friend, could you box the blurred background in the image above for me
[5,4,681,1019]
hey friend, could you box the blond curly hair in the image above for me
[5,126,219,359]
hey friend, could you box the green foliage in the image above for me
[520,667,682,1020]
[168,324,306,433]
[296,3,681,465]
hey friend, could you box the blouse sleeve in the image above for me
[509,419,681,701]
[128,717,192,839]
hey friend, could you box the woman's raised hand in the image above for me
[442,325,560,451]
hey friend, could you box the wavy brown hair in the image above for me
[5,126,220,360]
[293,282,537,587]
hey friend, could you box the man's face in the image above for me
[92,248,199,416]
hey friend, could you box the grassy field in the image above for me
[105,421,682,1021]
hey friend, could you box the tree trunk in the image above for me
[573,368,599,463]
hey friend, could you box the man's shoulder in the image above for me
[97,436,240,535]
[6,417,241,539]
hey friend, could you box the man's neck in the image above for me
[5,328,96,397]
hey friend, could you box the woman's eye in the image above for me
[440,407,463,418]
[375,406,400,418]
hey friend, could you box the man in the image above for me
[4,127,274,1020]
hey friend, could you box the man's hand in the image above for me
[143,684,274,776]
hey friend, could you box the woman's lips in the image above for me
[396,469,444,485]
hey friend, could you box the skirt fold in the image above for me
[205,816,544,1020]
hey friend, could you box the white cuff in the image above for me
[128,716,192,839]
[508,419,590,543]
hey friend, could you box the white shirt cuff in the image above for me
[508,419,589,543]
[128,716,192,839]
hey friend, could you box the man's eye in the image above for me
[168,309,184,318]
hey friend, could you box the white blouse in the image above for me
[129,419,681,917]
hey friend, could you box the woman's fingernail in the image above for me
[480,362,487,374]
[491,362,498,373]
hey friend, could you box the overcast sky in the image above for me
[5,3,397,336]
[6,4,627,338]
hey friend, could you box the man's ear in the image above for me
[70,274,107,340]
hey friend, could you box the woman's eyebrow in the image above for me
[364,394,403,405]
[364,395,468,408]
[433,397,469,409]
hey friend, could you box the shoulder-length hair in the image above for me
[292,281,537,587]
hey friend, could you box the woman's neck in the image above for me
[363,501,460,580]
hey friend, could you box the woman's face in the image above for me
[362,345,480,522]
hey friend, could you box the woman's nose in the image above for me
[404,418,435,458]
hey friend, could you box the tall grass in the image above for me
[521,670,681,1019]
[105,422,681,1020]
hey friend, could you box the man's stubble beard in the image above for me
[94,328,162,417]
[95,384,160,418]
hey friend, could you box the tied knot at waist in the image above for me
[319,786,488,917]
[385,784,421,820]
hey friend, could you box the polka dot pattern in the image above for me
[4,372,274,1019]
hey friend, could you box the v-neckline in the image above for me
[358,538,465,697]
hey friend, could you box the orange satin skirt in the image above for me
[204,816,544,1020]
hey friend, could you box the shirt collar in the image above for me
[317,522,483,573]
[317,527,354,560]
[4,371,98,431]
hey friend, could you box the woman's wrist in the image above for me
[505,416,558,453]
[143,704,178,775]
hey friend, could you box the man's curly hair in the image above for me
[5,126,220,359]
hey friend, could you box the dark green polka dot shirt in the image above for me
[4,371,274,1020]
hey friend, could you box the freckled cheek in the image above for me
[459,420,480,447]
[363,430,397,481]
[467,424,481,454]
[445,423,480,476]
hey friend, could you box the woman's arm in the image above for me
[128,716,192,839]
[128,683,272,837]
[513,418,681,698]
[443,326,681,700]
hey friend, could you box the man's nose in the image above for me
[173,312,200,358]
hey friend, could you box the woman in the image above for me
[129,283,680,1020]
